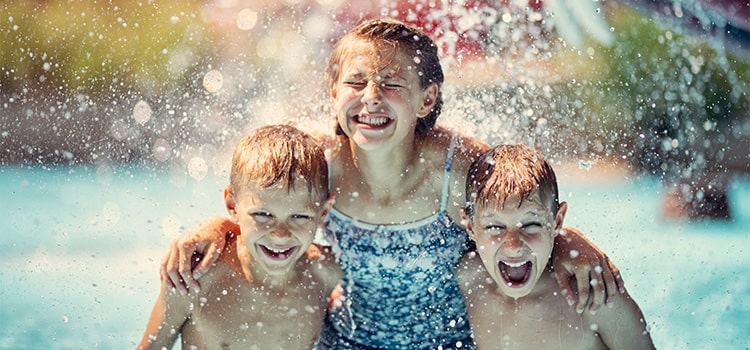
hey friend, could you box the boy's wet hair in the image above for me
[327,17,444,135]
[230,125,328,203]
[465,144,560,216]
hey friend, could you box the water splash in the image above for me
[0,0,747,193]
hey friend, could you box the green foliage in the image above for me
[602,6,750,126]
[595,6,750,179]
[0,0,218,97]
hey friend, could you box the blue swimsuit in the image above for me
[316,137,474,349]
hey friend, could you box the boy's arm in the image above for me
[137,281,192,350]
[551,227,625,314]
[160,216,238,294]
[591,291,656,350]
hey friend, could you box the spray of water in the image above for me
[1,0,747,198]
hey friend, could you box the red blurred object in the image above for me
[328,0,554,59]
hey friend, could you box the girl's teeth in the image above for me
[357,115,388,125]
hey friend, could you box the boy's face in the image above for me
[463,190,567,299]
[329,42,437,150]
[224,182,329,277]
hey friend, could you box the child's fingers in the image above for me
[162,241,189,295]
[610,259,626,294]
[193,241,224,281]
[588,267,606,314]
[600,258,621,307]
[574,270,591,314]
[552,271,577,308]
[159,253,177,291]
[178,244,201,293]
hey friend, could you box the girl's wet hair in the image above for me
[230,124,328,203]
[327,17,444,135]
[465,144,560,216]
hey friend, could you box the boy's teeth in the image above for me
[266,246,290,253]
[505,260,528,267]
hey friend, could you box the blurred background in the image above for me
[2,0,748,219]
[1,0,749,348]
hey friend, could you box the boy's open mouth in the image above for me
[353,114,392,128]
[499,260,532,287]
[259,244,297,261]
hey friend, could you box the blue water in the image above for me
[1,165,748,349]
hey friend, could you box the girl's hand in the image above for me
[159,216,237,295]
[551,227,625,314]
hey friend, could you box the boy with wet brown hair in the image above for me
[457,144,655,349]
[137,125,342,349]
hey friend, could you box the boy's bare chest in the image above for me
[469,292,607,350]
[184,278,328,349]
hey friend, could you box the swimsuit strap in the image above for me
[440,134,457,212]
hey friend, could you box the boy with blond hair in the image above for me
[457,144,654,349]
[138,125,342,349]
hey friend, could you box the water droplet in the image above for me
[187,157,208,181]
[132,100,152,125]
[236,9,258,31]
[202,69,224,93]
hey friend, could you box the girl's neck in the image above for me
[345,135,423,189]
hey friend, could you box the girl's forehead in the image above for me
[340,43,413,75]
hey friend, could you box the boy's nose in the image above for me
[270,224,292,238]
[501,234,524,257]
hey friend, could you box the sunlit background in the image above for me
[2,0,749,348]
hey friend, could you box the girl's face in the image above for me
[330,45,437,151]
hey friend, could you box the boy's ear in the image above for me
[417,83,438,118]
[554,201,568,234]
[224,185,238,221]
[459,207,475,239]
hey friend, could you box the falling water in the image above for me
[1,0,749,348]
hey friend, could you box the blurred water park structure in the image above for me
[1,0,748,220]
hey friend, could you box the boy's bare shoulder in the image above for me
[580,289,655,349]
[303,244,343,293]
[195,233,243,288]
[455,251,486,289]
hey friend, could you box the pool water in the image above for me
[1,165,748,349]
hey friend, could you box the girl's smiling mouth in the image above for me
[352,113,393,128]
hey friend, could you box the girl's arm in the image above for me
[551,227,625,314]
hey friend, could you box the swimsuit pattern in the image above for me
[316,136,474,350]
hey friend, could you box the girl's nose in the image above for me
[361,81,382,107]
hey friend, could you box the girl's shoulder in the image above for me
[423,127,489,176]
[425,127,489,159]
